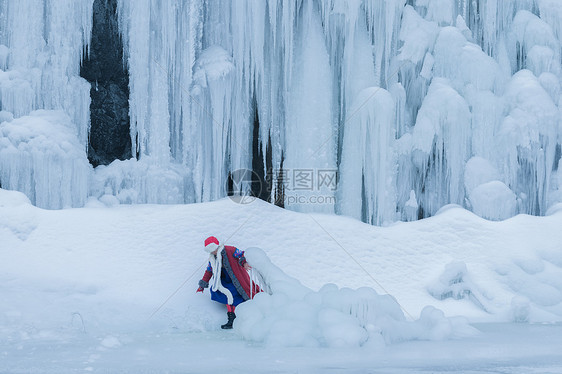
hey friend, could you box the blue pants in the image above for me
[210,270,245,306]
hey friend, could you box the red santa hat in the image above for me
[204,236,220,253]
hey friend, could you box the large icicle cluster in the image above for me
[0,0,561,224]
[0,0,93,208]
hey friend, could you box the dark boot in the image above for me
[221,311,236,329]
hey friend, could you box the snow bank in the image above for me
[1,195,562,356]
[0,187,31,207]
[236,247,476,348]
[0,188,36,241]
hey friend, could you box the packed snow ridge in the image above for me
[1,0,562,226]
[2,188,562,349]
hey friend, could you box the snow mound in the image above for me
[0,187,31,207]
[0,188,37,240]
[428,261,489,312]
[236,248,477,348]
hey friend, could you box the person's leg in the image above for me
[221,305,236,329]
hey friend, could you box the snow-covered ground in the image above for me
[1,188,562,372]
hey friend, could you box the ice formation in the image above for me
[0,0,561,223]
[0,0,93,208]
[0,110,91,209]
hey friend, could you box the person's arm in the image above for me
[197,263,213,292]
[233,248,252,270]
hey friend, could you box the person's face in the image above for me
[211,249,218,255]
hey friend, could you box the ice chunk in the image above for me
[0,110,91,209]
[398,6,439,64]
[433,26,502,92]
[469,181,517,221]
[428,261,489,312]
[100,335,122,348]
[511,296,531,323]
[464,157,500,195]
[90,158,189,205]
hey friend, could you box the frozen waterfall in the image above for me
[0,0,561,224]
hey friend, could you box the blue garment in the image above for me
[210,269,245,306]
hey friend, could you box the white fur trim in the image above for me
[204,242,219,253]
[208,247,233,305]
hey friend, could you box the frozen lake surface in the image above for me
[3,323,562,373]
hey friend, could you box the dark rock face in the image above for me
[81,0,131,167]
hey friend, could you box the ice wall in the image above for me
[0,0,561,224]
[0,0,93,208]
[0,110,91,208]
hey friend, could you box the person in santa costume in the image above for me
[197,236,260,329]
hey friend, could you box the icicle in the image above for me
[538,0,562,43]
[416,0,454,26]
[364,0,405,86]
[114,0,204,203]
[338,87,397,225]
[389,82,407,138]
[411,79,471,216]
[0,0,93,208]
[404,190,419,221]
[497,70,559,215]
[191,46,236,201]
[508,10,560,74]
[284,0,336,213]
[465,88,505,161]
